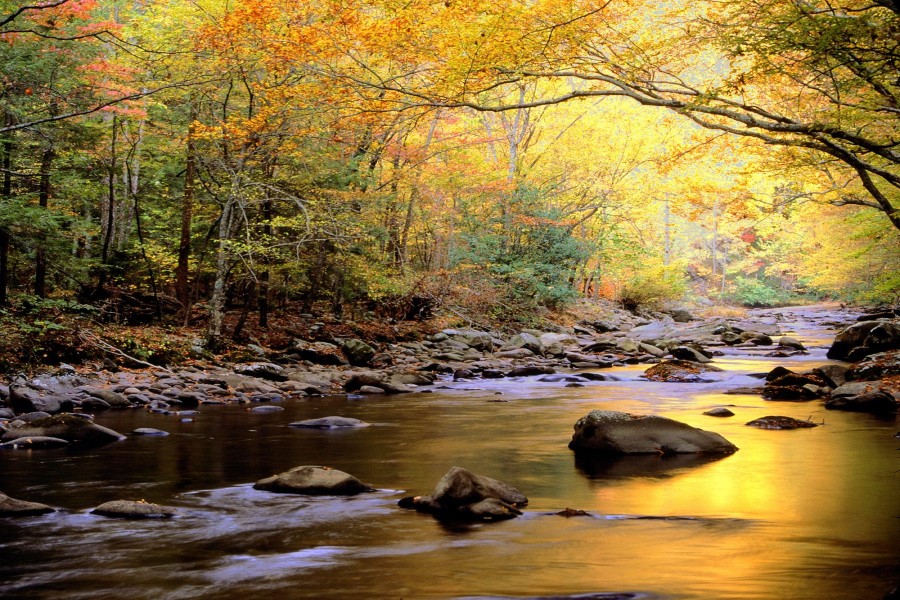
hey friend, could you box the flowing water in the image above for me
[1,306,898,599]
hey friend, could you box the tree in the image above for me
[313,0,899,233]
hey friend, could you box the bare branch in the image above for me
[0,0,70,28]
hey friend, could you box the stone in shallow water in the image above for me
[253,465,374,495]
[643,360,723,383]
[745,416,818,430]
[2,414,125,447]
[569,410,738,455]
[289,416,370,428]
[132,428,169,436]
[703,407,735,417]
[248,405,284,413]
[0,492,55,517]
[399,466,528,522]
[825,391,898,414]
[91,500,177,519]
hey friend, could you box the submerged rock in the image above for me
[0,436,69,449]
[289,416,370,428]
[92,500,177,519]
[554,507,592,517]
[132,428,169,436]
[253,465,374,495]
[247,405,284,413]
[0,491,55,517]
[568,410,738,455]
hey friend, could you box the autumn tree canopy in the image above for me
[0,0,896,348]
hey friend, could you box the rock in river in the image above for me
[92,500,177,519]
[132,428,169,436]
[289,416,370,428]
[0,436,69,449]
[2,414,125,447]
[746,416,818,430]
[399,466,527,521]
[703,407,735,417]
[643,360,723,383]
[0,491,55,517]
[824,391,899,414]
[253,465,375,495]
[826,320,900,361]
[568,410,738,455]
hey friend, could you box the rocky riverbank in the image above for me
[1,303,898,439]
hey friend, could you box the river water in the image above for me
[1,306,898,599]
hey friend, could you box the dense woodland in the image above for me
[0,0,898,365]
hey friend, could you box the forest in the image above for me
[1,0,898,367]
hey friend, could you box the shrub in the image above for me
[728,276,791,307]
[618,264,688,312]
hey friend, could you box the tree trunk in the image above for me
[177,110,196,320]
[710,198,718,279]
[34,144,54,298]
[663,194,671,266]
[94,115,118,298]
[258,196,272,327]
[0,120,12,306]
[207,187,237,352]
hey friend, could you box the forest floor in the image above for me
[0,296,673,375]
[0,294,817,377]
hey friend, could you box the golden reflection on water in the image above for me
[1,348,897,600]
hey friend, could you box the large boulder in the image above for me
[1,414,125,447]
[444,329,494,352]
[341,339,377,366]
[7,385,67,415]
[502,332,544,355]
[846,351,900,381]
[824,391,898,414]
[253,465,374,495]
[568,410,738,455]
[398,466,527,522]
[0,492,55,517]
[827,320,900,361]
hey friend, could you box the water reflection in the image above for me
[573,452,730,480]
[1,309,898,599]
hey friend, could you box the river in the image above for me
[1,305,898,599]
